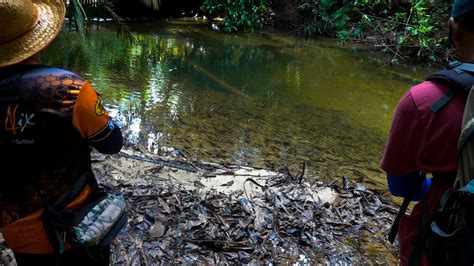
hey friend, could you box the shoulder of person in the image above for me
[405,80,452,113]
[21,65,86,85]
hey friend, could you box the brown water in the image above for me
[44,19,437,190]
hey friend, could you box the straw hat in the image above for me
[0,0,66,67]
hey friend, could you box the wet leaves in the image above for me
[0,147,399,265]
[91,148,399,264]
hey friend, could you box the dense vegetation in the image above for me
[200,0,453,64]
[201,0,268,33]
[68,0,453,64]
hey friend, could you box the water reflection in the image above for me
[44,20,436,189]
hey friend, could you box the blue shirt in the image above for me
[387,172,431,201]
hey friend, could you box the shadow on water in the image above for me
[43,19,437,190]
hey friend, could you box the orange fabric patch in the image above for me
[2,185,92,254]
[72,81,111,138]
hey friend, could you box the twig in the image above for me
[392,8,413,63]
[358,11,415,27]
[243,177,268,201]
[119,152,198,173]
[298,162,306,184]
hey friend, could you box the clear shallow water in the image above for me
[44,19,436,190]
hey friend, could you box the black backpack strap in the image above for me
[429,89,457,113]
[455,62,474,73]
[42,204,67,256]
[388,173,427,244]
[51,171,98,209]
[39,172,98,256]
[408,186,451,266]
[430,191,461,237]
[426,61,474,113]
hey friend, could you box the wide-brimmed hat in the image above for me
[0,0,66,67]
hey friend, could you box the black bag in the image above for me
[41,172,128,255]
[414,187,474,265]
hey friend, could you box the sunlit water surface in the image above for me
[44,19,436,190]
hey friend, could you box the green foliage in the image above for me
[201,0,268,33]
[67,0,88,33]
[378,1,451,62]
[297,0,337,36]
[297,1,368,41]
[405,2,436,57]
[295,0,452,63]
[65,0,135,42]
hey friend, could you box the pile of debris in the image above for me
[100,147,399,264]
[1,146,400,265]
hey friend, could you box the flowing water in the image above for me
[44,19,437,191]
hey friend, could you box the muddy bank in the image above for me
[1,146,399,265]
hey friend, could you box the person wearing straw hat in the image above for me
[381,1,474,265]
[0,0,123,265]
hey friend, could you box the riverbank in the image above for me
[1,145,399,265]
[66,0,455,65]
[200,0,454,66]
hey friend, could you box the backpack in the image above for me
[388,61,474,266]
[42,172,128,255]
